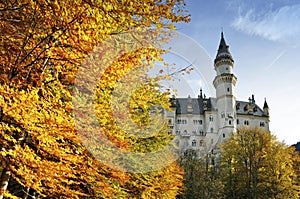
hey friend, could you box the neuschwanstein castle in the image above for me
[166,32,270,158]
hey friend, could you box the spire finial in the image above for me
[200,88,203,98]
[263,98,269,109]
[221,27,224,38]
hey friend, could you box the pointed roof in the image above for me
[214,32,234,65]
[263,98,269,109]
[218,32,230,54]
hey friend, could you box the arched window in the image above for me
[192,140,196,147]
[244,120,249,125]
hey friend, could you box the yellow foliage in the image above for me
[0,0,190,198]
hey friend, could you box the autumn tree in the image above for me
[0,0,190,198]
[176,149,224,199]
[220,127,300,199]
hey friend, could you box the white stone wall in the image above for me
[237,115,270,131]
[165,106,270,158]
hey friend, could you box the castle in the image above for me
[166,32,270,158]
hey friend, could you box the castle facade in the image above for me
[166,32,270,157]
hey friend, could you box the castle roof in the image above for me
[171,97,267,117]
[214,32,234,65]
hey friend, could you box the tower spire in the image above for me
[214,31,234,65]
[263,98,269,109]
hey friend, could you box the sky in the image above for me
[163,0,300,145]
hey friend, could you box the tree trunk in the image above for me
[0,168,11,199]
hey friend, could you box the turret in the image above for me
[214,32,234,75]
[263,98,269,117]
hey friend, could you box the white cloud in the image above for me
[232,4,300,46]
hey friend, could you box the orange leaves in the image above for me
[1,0,190,198]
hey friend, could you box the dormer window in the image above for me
[187,103,193,112]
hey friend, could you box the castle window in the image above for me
[244,120,249,125]
[227,87,230,92]
[229,120,232,125]
[221,112,225,118]
[193,119,203,125]
[260,122,265,127]
[177,119,187,124]
[237,119,239,124]
[209,115,213,122]
[223,133,225,138]
[192,140,196,147]
[199,140,204,147]
[200,130,205,136]
[236,103,240,110]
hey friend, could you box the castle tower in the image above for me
[213,32,237,141]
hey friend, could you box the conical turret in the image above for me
[214,32,234,67]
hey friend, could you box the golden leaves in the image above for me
[1,0,190,198]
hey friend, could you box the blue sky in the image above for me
[167,0,300,145]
